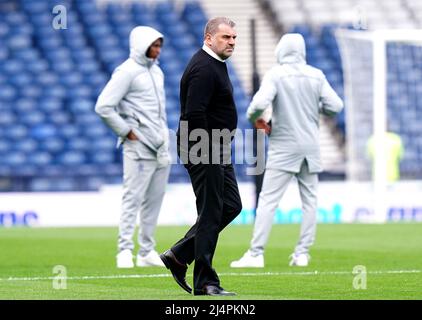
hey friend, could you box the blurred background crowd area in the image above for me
[0,0,421,191]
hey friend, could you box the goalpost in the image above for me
[335,29,422,223]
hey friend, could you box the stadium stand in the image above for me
[3,0,419,191]
[265,0,422,179]
[0,0,250,191]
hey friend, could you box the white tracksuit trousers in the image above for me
[118,152,170,256]
[250,160,318,256]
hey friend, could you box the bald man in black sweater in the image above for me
[160,17,242,296]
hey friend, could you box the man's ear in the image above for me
[204,33,212,47]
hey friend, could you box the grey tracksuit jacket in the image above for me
[95,26,169,160]
[247,33,344,173]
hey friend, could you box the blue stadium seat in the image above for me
[10,74,32,89]
[21,0,48,13]
[69,99,95,115]
[28,151,53,166]
[86,176,107,191]
[71,48,96,61]
[38,98,63,113]
[64,36,87,50]
[84,123,108,137]
[99,163,122,176]
[77,60,100,74]
[4,124,28,141]
[73,164,100,176]
[59,124,79,139]
[21,111,46,126]
[290,24,313,38]
[89,150,115,164]
[56,151,86,166]
[13,165,38,177]
[27,59,49,74]
[89,136,116,151]
[75,0,97,14]
[29,178,54,192]
[44,85,67,99]
[49,59,73,73]
[36,71,58,86]
[14,138,38,153]
[0,111,16,126]
[31,177,77,192]
[38,36,63,50]
[84,72,108,88]
[155,1,174,15]
[30,124,57,142]
[47,111,71,125]
[60,71,83,87]
[72,85,93,99]
[0,84,17,101]
[3,151,27,167]
[67,137,90,152]
[7,34,31,50]
[0,140,11,154]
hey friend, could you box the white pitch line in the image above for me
[0,270,420,282]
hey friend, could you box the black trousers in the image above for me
[171,163,242,290]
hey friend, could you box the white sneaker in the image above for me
[116,249,134,268]
[289,253,310,267]
[136,250,165,267]
[230,250,264,268]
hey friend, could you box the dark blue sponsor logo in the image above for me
[388,207,422,222]
[0,211,39,227]
[353,207,372,221]
[354,206,422,222]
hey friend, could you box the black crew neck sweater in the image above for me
[177,49,238,136]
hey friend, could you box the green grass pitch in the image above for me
[0,224,421,300]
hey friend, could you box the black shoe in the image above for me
[194,285,236,296]
[160,250,192,294]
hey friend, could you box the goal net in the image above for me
[335,29,422,222]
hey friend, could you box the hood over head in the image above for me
[275,33,306,65]
[129,26,164,66]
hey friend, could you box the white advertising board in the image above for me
[0,181,421,227]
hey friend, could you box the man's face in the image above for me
[205,24,237,60]
[146,39,162,59]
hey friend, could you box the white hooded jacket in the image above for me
[95,26,169,161]
[246,33,344,173]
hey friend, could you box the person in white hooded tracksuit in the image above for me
[231,33,344,268]
[95,26,171,268]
